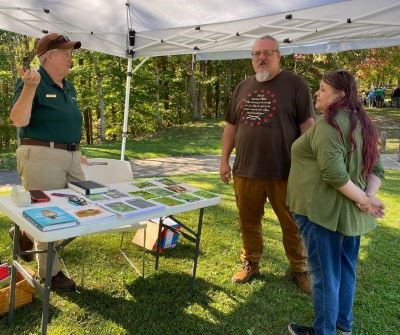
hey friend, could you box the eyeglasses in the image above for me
[251,50,278,58]
[51,49,74,58]
[68,195,87,206]
[51,193,87,206]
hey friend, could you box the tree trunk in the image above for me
[221,60,233,114]
[78,58,92,144]
[93,55,106,143]
[205,61,213,118]
[189,74,199,121]
[155,72,162,130]
[156,57,170,111]
[83,108,92,145]
[214,63,221,118]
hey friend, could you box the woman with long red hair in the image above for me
[287,70,385,335]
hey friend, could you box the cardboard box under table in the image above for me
[132,217,180,252]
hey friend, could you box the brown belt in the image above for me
[20,138,80,151]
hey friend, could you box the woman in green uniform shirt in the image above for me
[10,33,85,290]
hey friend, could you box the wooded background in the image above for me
[1,30,399,151]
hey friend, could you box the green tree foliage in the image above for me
[0,31,36,151]
[352,47,400,89]
[1,29,398,150]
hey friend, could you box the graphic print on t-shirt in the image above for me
[239,88,277,127]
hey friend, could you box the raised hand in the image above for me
[19,67,41,88]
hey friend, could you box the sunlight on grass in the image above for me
[0,173,398,334]
[184,303,220,324]
[0,188,11,196]
[355,169,400,333]
[384,140,399,154]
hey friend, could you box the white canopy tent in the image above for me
[1,0,399,157]
[1,0,399,58]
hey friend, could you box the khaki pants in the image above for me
[16,145,85,278]
[233,175,307,272]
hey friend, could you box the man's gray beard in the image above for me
[255,71,269,82]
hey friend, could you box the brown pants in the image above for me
[16,145,85,278]
[233,175,307,272]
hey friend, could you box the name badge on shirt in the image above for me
[46,94,57,98]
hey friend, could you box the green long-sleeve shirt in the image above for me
[287,110,384,236]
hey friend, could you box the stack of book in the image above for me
[68,180,108,195]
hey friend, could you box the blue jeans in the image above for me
[294,214,360,335]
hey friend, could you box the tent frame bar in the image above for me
[120,56,149,160]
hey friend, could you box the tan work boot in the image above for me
[231,261,260,283]
[291,271,312,293]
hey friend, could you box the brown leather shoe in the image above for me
[231,261,260,283]
[51,271,76,290]
[8,227,34,262]
[292,271,312,293]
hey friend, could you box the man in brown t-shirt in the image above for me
[220,35,314,292]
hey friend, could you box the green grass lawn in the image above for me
[0,120,225,171]
[0,107,398,171]
[0,171,399,335]
[366,107,400,154]
[81,121,225,160]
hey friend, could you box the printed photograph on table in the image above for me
[165,184,187,193]
[191,190,219,199]
[85,193,110,201]
[147,188,175,197]
[101,200,164,218]
[131,180,158,188]
[124,198,165,215]
[152,196,185,207]
[128,190,157,199]
[125,198,159,209]
[100,201,139,218]
[84,189,130,202]
[102,201,137,213]
[105,189,131,199]
[171,193,202,203]
[155,177,179,186]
